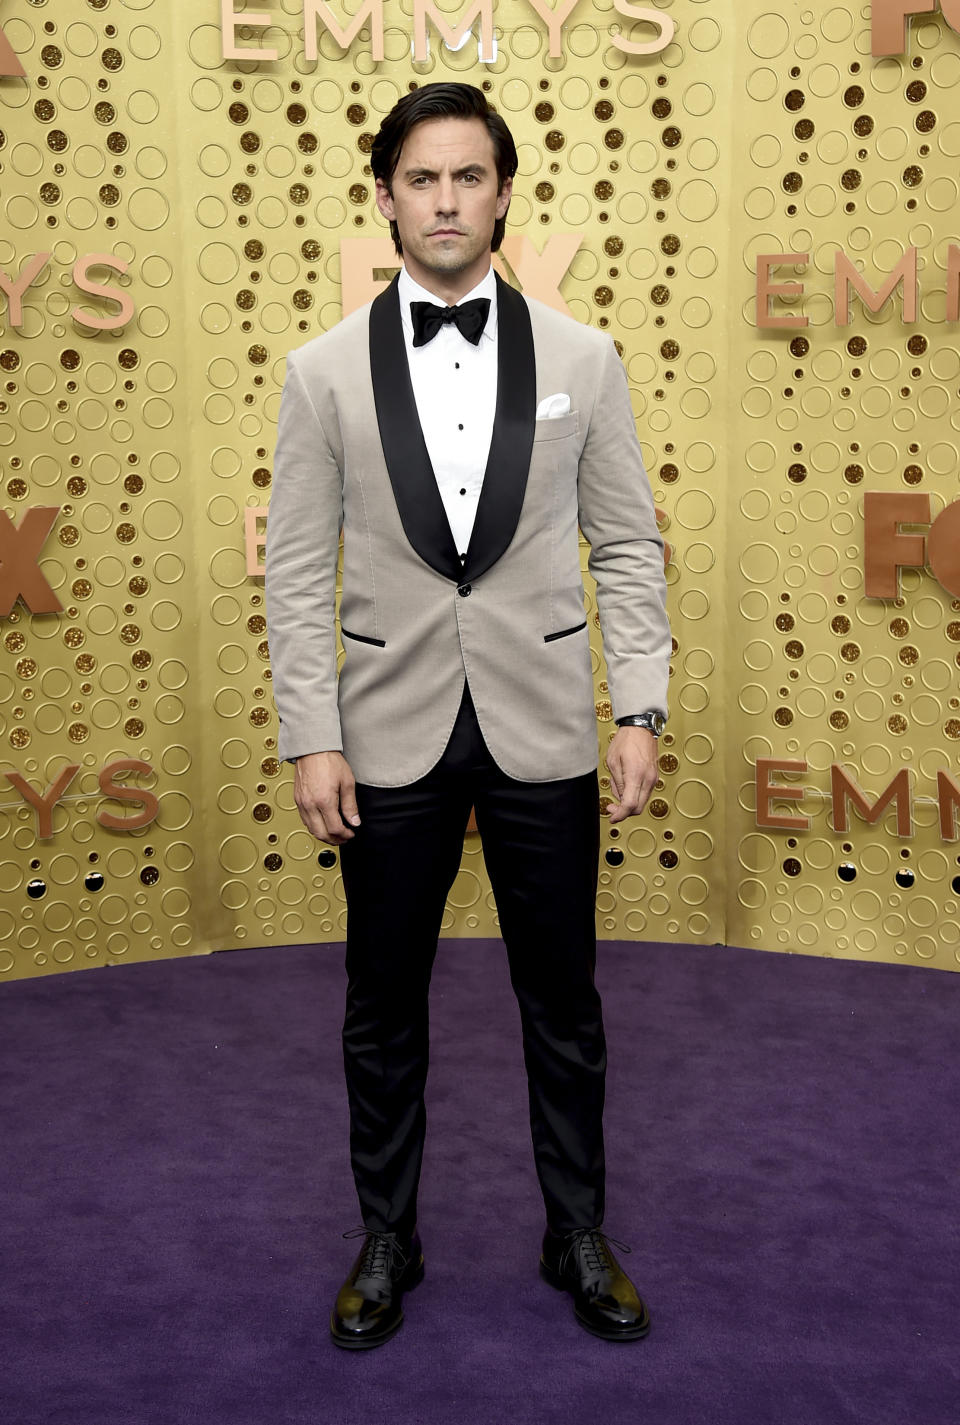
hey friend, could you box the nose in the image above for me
[434,175,458,214]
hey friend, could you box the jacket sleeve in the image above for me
[576,336,671,722]
[264,349,344,762]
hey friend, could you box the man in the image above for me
[265,82,671,1349]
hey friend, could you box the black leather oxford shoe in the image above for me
[540,1226,651,1342]
[330,1226,424,1350]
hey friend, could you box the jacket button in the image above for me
[457,583,472,597]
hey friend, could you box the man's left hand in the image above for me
[605,726,660,824]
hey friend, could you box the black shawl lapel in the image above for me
[369,274,463,582]
[368,271,536,586]
[462,274,536,584]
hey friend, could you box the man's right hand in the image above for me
[293,751,361,845]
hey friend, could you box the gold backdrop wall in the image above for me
[1,0,959,981]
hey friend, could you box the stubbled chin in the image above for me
[416,248,473,272]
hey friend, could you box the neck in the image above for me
[403,258,492,306]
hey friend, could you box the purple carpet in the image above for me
[2,939,958,1425]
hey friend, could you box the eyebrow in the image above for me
[400,162,489,180]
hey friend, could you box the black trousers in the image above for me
[339,681,605,1236]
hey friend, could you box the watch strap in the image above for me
[615,711,665,735]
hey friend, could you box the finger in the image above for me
[633,779,656,816]
[317,798,354,837]
[296,801,342,846]
[296,801,332,845]
[339,778,361,829]
[314,794,356,844]
[605,755,624,802]
[607,773,649,824]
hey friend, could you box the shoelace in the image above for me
[342,1226,411,1282]
[561,1227,631,1276]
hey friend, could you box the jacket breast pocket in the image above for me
[532,410,580,444]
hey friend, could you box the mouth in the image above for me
[429,229,464,238]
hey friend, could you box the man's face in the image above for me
[375,115,512,299]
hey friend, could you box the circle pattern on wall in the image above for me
[1,3,959,975]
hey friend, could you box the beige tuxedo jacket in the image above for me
[265,273,670,786]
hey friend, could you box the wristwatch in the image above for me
[615,711,666,736]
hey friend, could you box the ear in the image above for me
[375,178,395,222]
[495,176,513,220]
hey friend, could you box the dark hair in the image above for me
[370,82,518,255]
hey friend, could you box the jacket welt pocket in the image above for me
[544,620,587,644]
[340,626,386,647]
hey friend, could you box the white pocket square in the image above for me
[535,393,571,419]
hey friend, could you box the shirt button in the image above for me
[458,423,464,430]
[457,583,472,597]
[459,488,466,495]
[455,362,460,369]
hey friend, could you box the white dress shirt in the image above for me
[397,264,498,560]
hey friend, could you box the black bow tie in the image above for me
[410,297,490,348]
